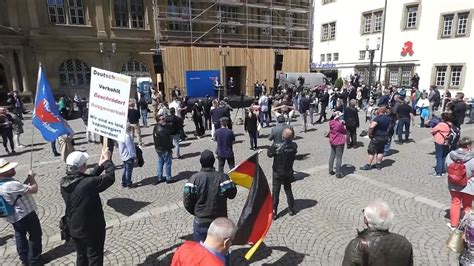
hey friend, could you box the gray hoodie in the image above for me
[446,149,474,194]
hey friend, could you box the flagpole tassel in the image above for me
[244,238,264,260]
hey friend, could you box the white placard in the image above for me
[88,67,131,142]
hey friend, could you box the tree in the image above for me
[334,77,344,89]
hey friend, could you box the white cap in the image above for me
[66,151,90,167]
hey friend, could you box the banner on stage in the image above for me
[88,67,131,142]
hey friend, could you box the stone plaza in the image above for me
[1,112,472,265]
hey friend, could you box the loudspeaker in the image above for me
[274,54,283,71]
[153,54,164,73]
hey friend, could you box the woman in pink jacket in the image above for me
[431,112,451,176]
[329,111,347,178]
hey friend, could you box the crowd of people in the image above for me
[0,74,474,265]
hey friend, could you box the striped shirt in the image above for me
[0,178,37,223]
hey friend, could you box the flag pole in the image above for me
[29,64,42,171]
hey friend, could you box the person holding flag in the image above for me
[267,128,298,219]
[183,150,237,242]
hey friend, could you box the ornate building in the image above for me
[0,0,312,103]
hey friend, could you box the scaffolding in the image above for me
[156,0,312,49]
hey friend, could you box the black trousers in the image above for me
[272,179,295,213]
[1,130,14,151]
[73,230,106,266]
[193,117,205,136]
[317,105,328,122]
[218,156,235,173]
[204,115,211,130]
[346,126,357,146]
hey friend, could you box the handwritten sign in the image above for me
[88,67,131,142]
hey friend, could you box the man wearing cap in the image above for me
[214,117,235,173]
[183,150,237,242]
[60,150,115,265]
[0,159,42,265]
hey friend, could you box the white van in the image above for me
[281,72,330,88]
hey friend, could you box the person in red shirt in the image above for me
[172,217,236,266]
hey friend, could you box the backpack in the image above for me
[0,180,21,218]
[447,160,467,186]
[428,116,442,128]
[447,125,461,147]
[135,145,144,167]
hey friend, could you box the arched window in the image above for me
[121,59,150,79]
[59,58,90,87]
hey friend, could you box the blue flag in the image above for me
[32,65,73,142]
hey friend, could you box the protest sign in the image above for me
[88,67,131,142]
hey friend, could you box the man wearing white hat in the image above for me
[60,150,115,265]
[0,159,42,265]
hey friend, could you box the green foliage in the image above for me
[334,77,344,89]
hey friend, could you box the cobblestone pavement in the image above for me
[1,110,473,265]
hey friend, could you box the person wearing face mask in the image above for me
[172,217,237,266]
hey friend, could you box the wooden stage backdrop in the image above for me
[160,46,310,99]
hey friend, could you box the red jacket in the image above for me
[171,241,224,266]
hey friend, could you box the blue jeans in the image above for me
[259,111,269,127]
[248,131,257,149]
[193,219,211,242]
[384,137,392,155]
[157,151,172,181]
[435,143,448,175]
[12,212,42,265]
[122,158,134,186]
[397,117,410,141]
[172,134,180,157]
[141,109,148,127]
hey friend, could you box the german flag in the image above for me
[228,152,273,260]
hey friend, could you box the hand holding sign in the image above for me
[99,150,111,165]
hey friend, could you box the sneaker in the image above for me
[447,222,456,231]
[336,173,343,178]
[329,170,335,175]
[127,183,137,189]
[165,177,173,184]
[360,164,372,171]
[153,179,162,185]
[375,164,382,170]
[289,209,296,216]
[429,172,442,177]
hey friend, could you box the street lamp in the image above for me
[366,37,380,89]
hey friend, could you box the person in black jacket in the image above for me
[166,108,184,159]
[317,89,329,123]
[153,115,174,184]
[244,109,258,150]
[0,107,15,154]
[267,128,298,220]
[60,150,115,266]
[128,103,142,146]
[203,95,212,130]
[344,99,360,148]
[342,200,413,266]
[183,150,237,242]
[299,93,311,133]
[192,100,205,138]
